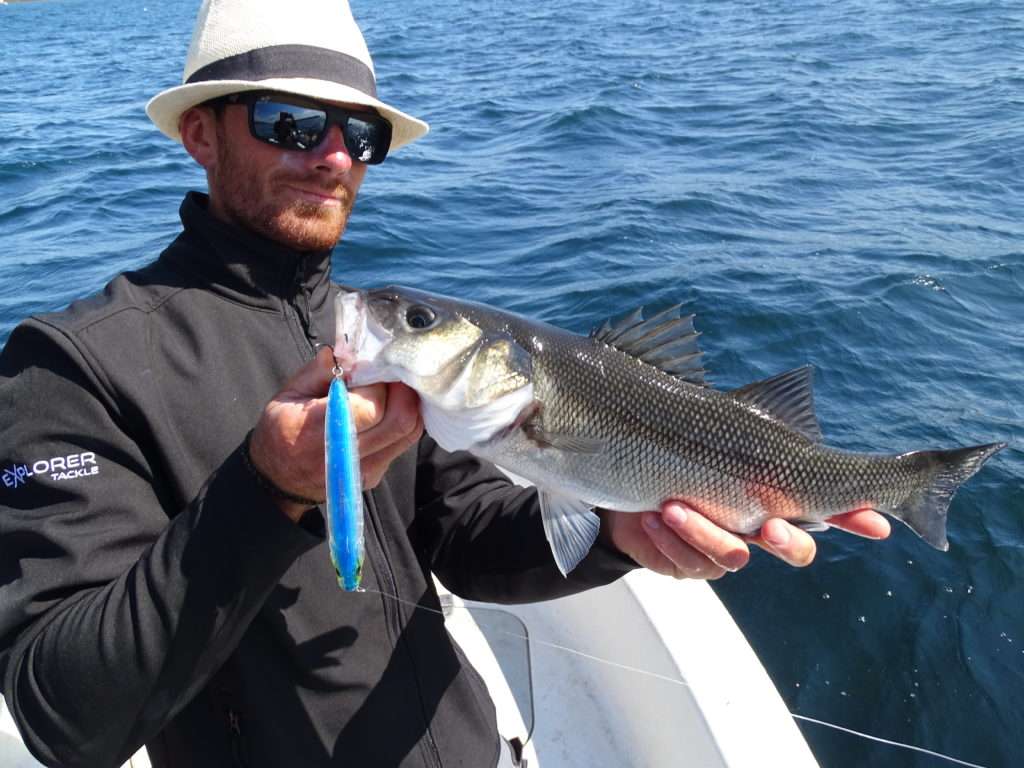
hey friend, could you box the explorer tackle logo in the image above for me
[2,452,100,489]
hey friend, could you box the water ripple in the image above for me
[2,0,1022,765]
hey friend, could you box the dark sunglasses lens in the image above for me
[344,116,390,165]
[250,100,328,150]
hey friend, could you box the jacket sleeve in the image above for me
[411,435,636,604]
[0,320,321,768]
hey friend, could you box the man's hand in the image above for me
[600,503,891,579]
[248,346,423,521]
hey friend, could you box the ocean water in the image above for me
[1,0,1021,766]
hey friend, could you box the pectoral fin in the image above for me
[539,488,601,576]
[526,428,606,454]
[519,405,607,454]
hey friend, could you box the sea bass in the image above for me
[335,286,1004,575]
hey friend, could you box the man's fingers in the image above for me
[641,512,728,580]
[659,501,750,573]
[748,518,817,567]
[356,383,421,456]
[744,511,888,567]
[632,518,688,578]
[827,508,892,539]
[353,383,423,488]
[361,411,424,488]
[349,383,389,434]
[282,345,336,398]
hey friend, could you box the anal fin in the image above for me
[794,520,831,533]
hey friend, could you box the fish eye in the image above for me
[406,305,437,330]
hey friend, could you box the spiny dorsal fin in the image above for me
[730,365,822,442]
[591,304,706,386]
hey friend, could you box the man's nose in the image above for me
[312,124,353,173]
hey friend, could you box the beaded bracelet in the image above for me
[241,431,322,508]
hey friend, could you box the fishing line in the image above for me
[355,586,990,768]
[789,715,989,768]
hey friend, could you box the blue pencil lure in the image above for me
[325,364,364,591]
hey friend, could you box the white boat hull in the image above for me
[442,570,819,768]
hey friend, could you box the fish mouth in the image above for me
[334,289,393,385]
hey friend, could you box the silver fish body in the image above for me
[336,286,1005,575]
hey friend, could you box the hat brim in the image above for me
[146,78,429,152]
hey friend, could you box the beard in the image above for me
[209,122,357,252]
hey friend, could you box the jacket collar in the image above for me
[163,191,334,311]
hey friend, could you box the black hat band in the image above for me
[186,44,377,98]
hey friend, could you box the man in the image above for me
[0,1,889,767]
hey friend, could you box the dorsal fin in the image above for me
[591,304,706,386]
[730,365,822,442]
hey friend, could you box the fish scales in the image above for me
[479,326,914,533]
[454,306,881,520]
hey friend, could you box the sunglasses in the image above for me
[219,92,393,165]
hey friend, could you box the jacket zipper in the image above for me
[289,257,319,352]
[218,260,315,765]
[289,260,442,767]
[365,495,443,768]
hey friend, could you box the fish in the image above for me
[325,371,364,590]
[334,286,1005,576]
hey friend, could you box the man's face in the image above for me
[206,100,369,252]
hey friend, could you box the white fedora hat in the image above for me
[146,0,428,152]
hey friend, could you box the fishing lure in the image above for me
[325,364,364,591]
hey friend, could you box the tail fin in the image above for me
[895,442,1006,550]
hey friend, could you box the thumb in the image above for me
[282,345,336,398]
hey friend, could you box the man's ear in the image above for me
[180,106,219,170]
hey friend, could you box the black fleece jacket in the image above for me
[0,193,634,768]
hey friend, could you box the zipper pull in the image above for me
[226,708,248,767]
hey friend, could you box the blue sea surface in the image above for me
[1,0,1022,766]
